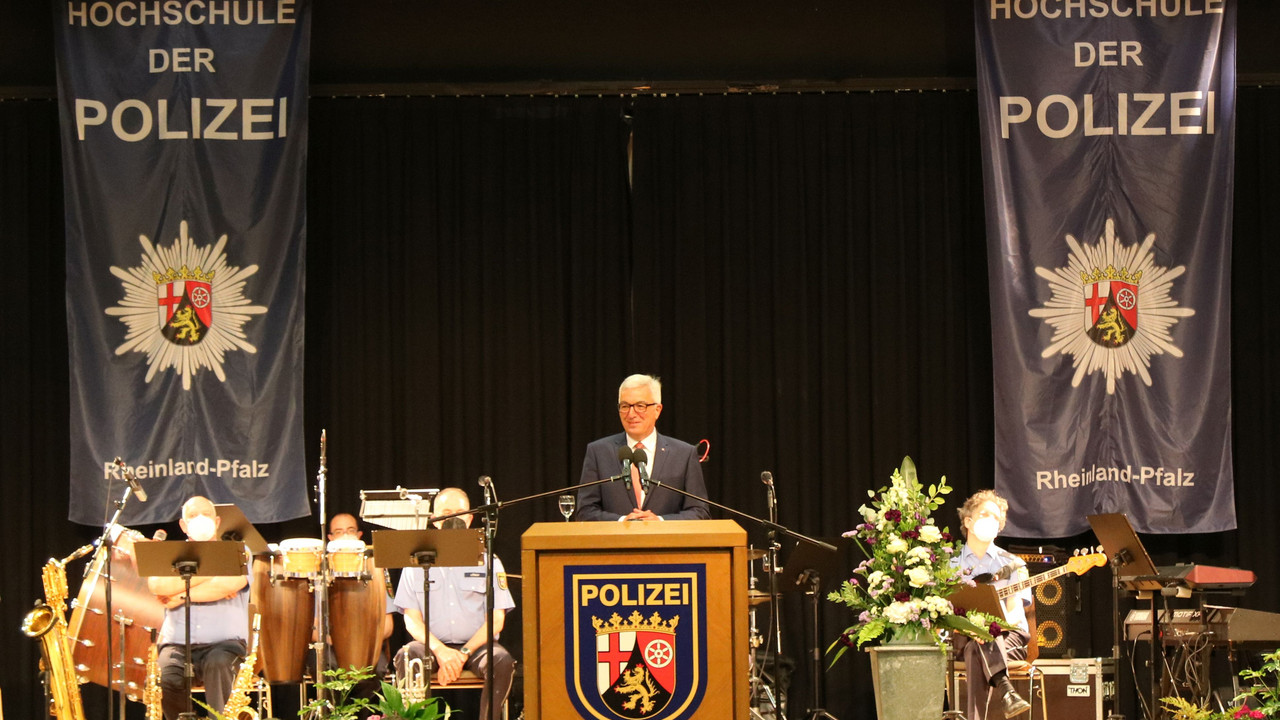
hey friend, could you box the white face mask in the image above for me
[185,514,217,542]
[971,516,1001,543]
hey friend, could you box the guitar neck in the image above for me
[996,564,1070,599]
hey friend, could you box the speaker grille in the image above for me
[1014,549,1087,658]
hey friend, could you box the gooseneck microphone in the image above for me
[114,457,148,502]
[761,471,773,486]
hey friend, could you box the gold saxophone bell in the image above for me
[22,599,87,720]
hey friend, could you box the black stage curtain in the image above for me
[2,88,1278,719]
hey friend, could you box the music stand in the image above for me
[372,528,484,701]
[135,540,246,720]
[360,488,440,530]
[780,537,849,720]
[214,503,270,556]
[946,582,1007,622]
[1089,512,1165,720]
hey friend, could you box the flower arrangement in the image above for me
[827,456,1007,663]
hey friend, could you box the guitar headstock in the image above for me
[1066,549,1107,576]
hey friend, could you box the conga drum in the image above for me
[251,555,314,683]
[278,538,324,577]
[67,536,166,700]
[327,544,385,672]
[326,538,367,579]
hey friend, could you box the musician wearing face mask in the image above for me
[393,487,516,720]
[953,490,1033,720]
[146,496,250,720]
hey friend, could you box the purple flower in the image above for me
[941,532,953,542]
[884,509,902,522]
[988,622,1004,637]
[894,592,910,602]
[902,530,919,539]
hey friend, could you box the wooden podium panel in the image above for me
[522,520,749,720]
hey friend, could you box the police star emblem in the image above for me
[566,565,708,720]
[105,220,267,390]
[1029,218,1194,394]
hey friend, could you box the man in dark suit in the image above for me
[576,374,711,521]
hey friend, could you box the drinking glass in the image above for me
[558,494,576,522]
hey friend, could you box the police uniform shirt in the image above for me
[159,585,250,645]
[955,543,1031,633]
[394,558,516,645]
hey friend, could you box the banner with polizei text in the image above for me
[55,0,311,525]
[976,1,1235,535]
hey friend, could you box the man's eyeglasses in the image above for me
[618,402,658,414]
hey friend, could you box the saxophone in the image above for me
[221,612,263,720]
[21,546,94,720]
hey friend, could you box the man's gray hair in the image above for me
[618,374,662,403]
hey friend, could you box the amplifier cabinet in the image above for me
[952,657,1115,720]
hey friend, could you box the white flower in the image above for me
[906,546,932,564]
[923,595,952,617]
[859,504,878,522]
[884,536,909,555]
[883,600,916,624]
[866,571,886,588]
[906,566,933,588]
[918,525,942,543]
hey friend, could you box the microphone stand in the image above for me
[313,430,331,712]
[425,473,629,720]
[641,478,835,552]
[762,475,785,720]
[96,482,134,720]
[639,477,836,720]
[479,477,497,720]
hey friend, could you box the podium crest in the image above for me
[565,564,708,720]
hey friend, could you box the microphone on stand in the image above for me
[152,529,168,541]
[114,457,148,502]
[478,475,494,504]
[761,471,775,509]
[616,445,633,481]
[632,447,651,493]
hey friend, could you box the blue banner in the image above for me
[55,0,311,525]
[976,1,1236,535]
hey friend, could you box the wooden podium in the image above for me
[521,520,750,720]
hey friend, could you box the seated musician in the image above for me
[952,490,1033,720]
[146,496,249,720]
[393,487,516,720]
